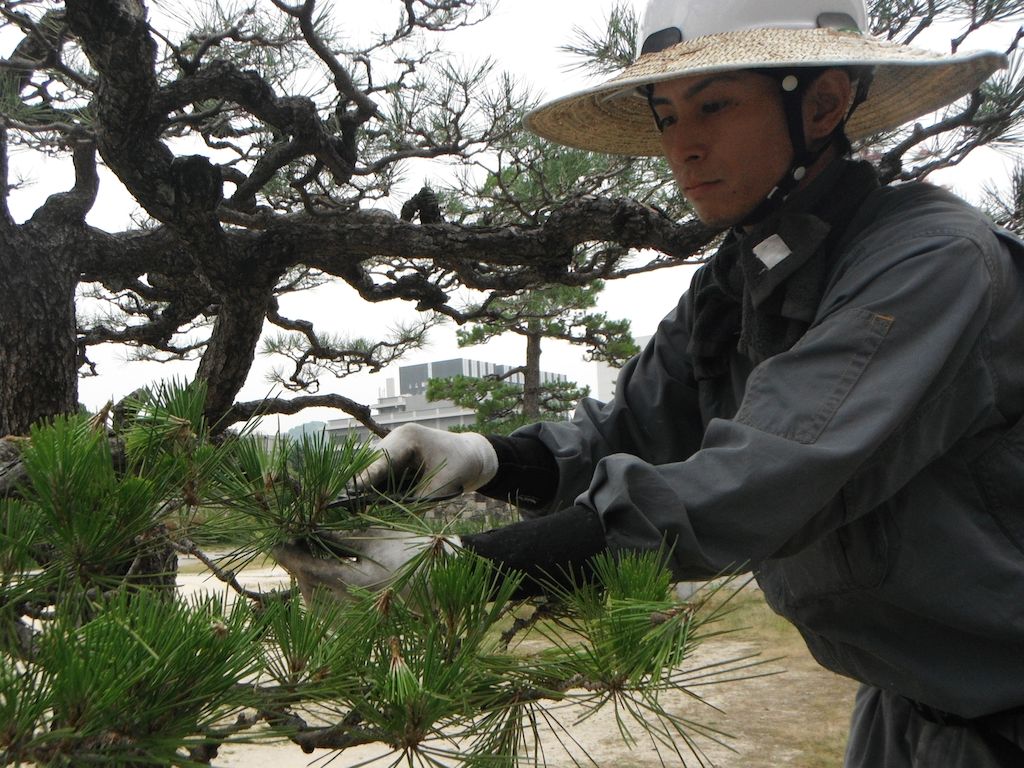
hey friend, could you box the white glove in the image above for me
[359,423,498,499]
[272,528,461,602]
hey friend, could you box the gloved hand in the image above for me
[359,423,498,499]
[272,528,461,602]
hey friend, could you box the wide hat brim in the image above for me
[525,27,1007,156]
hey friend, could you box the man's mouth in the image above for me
[683,180,721,199]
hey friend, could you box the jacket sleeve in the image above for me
[581,225,999,580]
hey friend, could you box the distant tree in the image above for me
[427,280,639,433]
[428,371,588,435]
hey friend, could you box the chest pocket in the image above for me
[734,308,893,444]
[970,415,1024,556]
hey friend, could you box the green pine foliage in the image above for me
[29,592,261,766]
[0,379,751,767]
[210,429,382,560]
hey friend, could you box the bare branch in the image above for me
[32,139,98,224]
[262,308,438,392]
[269,0,382,122]
[0,125,11,229]
[171,536,295,604]
[227,393,386,436]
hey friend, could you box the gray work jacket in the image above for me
[517,179,1024,719]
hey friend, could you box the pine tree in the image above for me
[426,281,638,434]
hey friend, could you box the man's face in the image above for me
[649,70,793,228]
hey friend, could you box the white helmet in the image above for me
[638,0,868,55]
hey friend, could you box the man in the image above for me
[274,1,1024,764]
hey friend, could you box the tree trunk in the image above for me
[196,288,274,431]
[522,325,542,420]
[0,227,79,435]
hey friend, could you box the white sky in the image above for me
[5,1,1020,432]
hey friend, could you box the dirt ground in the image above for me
[179,563,859,768]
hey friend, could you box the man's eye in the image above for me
[701,100,728,114]
[655,114,677,132]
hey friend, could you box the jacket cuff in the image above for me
[476,434,559,511]
[461,504,606,598]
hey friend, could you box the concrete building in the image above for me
[325,357,570,442]
[326,392,477,442]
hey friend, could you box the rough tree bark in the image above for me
[0,138,97,436]
[521,324,542,420]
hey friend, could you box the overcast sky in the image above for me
[5,1,1019,432]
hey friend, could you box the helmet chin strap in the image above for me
[739,66,873,227]
[737,69,833,227]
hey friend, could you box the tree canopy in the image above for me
[0,0,699,437]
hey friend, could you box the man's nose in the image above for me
[661,128,705,166]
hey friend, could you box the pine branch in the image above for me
[171,535,296,605]
[226,393,385,435]
[0,125,11,229]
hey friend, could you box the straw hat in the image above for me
[525,0,1007,156]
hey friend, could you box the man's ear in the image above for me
[803,69,853,142]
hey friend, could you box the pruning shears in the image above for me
[324,490,461,512]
